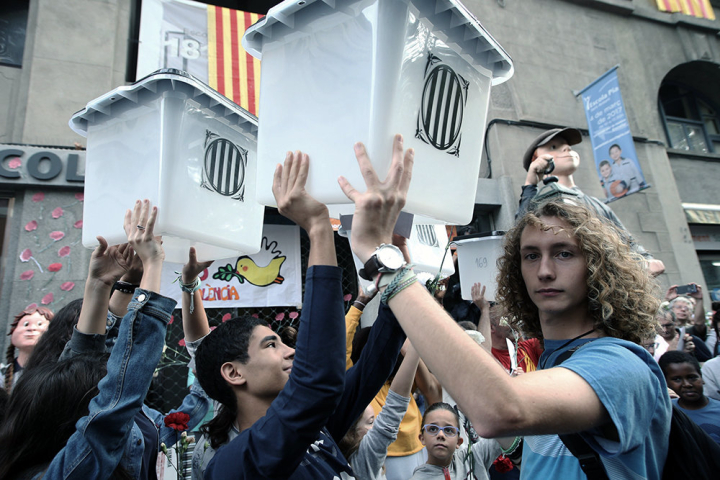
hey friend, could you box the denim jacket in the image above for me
[37,290,176,479]
[59,304,210,479]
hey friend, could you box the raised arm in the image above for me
[43,200,176,479]
[471,282,492,353]
[690,283,706,337]
[339,136,609,439]
[75,239,132,335]
[274,151,336,267]
[181,247,213,342]
[391,340,420,397]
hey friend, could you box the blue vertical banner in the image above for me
[579,67,649,203]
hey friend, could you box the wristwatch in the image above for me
[359,244,405,281]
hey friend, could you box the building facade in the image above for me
[2,0,720,354]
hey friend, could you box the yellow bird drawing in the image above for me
[233,256,286,287]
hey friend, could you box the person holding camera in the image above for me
[654,304,712,362]
[666,283,707,340]
[516,127,665,277]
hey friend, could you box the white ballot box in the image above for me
[69,69,265,263]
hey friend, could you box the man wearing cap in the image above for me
[516,127,665,276]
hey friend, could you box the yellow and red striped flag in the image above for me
[656,0,716,20]
[207,6,263,116]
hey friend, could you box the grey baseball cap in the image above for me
[522,128,582,171]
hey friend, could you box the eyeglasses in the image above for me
[422,424,460,437]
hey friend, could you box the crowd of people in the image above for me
[1,130,719,479]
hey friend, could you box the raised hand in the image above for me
[338,134,414,263]
[471,282,488,311]
[182,247,213,284]
[272,151,329,233]
[123,199,164,293]
[88,237,133,287]
[123,199,164,265]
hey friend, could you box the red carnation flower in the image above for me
[164,412,190,432]
[493,455,514,473]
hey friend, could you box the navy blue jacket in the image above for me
[205,266,406,479]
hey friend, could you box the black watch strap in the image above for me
[359,255,382,281]
[113,281,138,294]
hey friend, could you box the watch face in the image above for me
[378,246,404,270]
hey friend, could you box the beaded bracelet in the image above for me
[178,276,202,313]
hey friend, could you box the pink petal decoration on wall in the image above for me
[51,207,64,218]
[48,263,62,272]
[49,231,65,241]
[178,338,186,347]
[275,312,285,321]
[25,303,38,310]
[343,293,353,301]
[8,157,21,169]
[20,248,32,262]
[41,293,54,305]
[289,312,299,319]
[58,246,71,257]
[20,270,34,280]
[75,193,84,201]
[32,192,45,202]
[25,220,38,232]
[73,220,83,229]
[222,313,232,322]
[60,281,75,291]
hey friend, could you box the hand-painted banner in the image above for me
[579,67,650,204]
[160,225,301,308]
[137,0,262,115]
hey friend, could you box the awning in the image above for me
[683,203,720,225]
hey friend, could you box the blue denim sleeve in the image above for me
[205,265,346,480]
[58,326,107,361]
[40,290,176,480]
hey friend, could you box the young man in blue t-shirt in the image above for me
[338,135,671,479]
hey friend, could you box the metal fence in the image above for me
[145,232,359,415]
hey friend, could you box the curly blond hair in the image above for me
[496,199,659,344]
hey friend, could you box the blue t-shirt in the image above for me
[673,397,720,444]
[521,337,671,479]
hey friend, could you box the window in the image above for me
[659,83,720,154]
[698,253,720,302]
[0,1,30,68]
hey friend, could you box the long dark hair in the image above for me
[5,306,54,391]
[24,298,83,372]
[195,316,268,449]
[0,353,109,478]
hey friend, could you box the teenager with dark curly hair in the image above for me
[338,136,671,479]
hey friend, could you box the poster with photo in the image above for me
[579,67,650,203]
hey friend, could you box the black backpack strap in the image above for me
[558,433,609,480]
